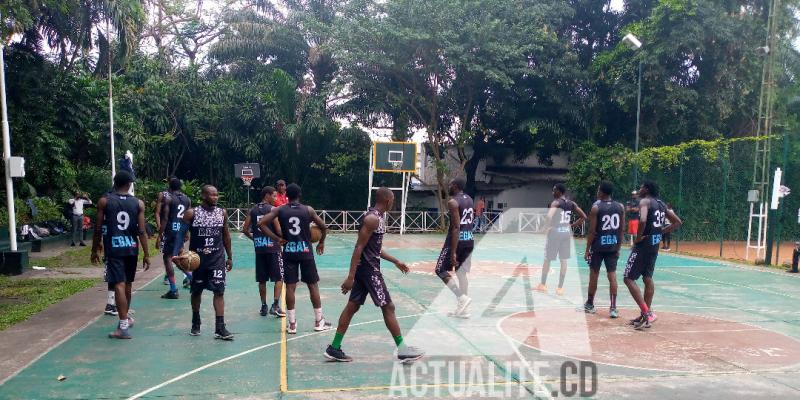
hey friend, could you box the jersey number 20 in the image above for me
[601,214,620,230]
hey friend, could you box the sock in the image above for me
[445,279,463,297]
[587,293,595,306]
[168,276,177,292]
[107,291,115,306]
[610,294,617,309]
[287,309,296,324]
[332,332,345,349]
[638,301,650,315]
[119,318,129,330]
[215,315,224,329]
[393,335,404,347]
[273,298,279,305]
[314,308,323,322]
[192,311,200,325]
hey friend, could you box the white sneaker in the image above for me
[287,321,297,334]
[314,318,332,332]
[455,295,472,316]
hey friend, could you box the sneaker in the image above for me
[79,242,86,247]
[161,291,179,299]
[583,302,596,314]
[534,283,547,293]
[556,287,565,296]
[270,304,286,318]
[287,321,297,334]
[104,304,118,316]
[127,317,135,328]
[108,328,131,339]
[190,323,201,336]
[314,318,332,332]
[647,311,657,324]
[182,277,191,289]
[70,242,76,247]
[259,304,269,316]
[163,275,169,285]
[609,308,619,319]
[396,345,425,363]
[628,315,643,326]
[214,325,233,340]
[633,315,651,330]
[455,296,472,316]
[324,345,353,362]
[447,310,471,319]
[214,326,234,341]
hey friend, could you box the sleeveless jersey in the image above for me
[189,206,226,269]
[640,197,667,250]
[249,203,279,254]
[359,208,385,271]
[446,193,474,248]
[102,192,141,258]
[278,203,313,260]
[592,200,624,252]
[550,197,575,234]
[166,191,191,234]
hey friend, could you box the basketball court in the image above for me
[1,231,799,399]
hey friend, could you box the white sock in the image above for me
[107,291,115,306]
[287,309,296,324]
[119,319,129,330]
[314,308,323,322]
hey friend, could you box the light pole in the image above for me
[622,33,643,185]
[0,12,18,252]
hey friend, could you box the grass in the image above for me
[0,276,99,331]
[33,238,160,269]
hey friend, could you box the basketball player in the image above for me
[155,178,172,286]
[178,185,234,340]
[159,178,192,299]
[242,186,286,317]
[324,187,424,362]
[583,181,624,318]
[535,183,587,295]
[436,178,475,317]
[258,183,331,334]
[91,171,150,339]
[624,180,682,330]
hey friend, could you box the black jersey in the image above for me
[640,197,667,250]
[189,206,226,269]
[102,192,141,258]
[166,191,191,233]
[446,193,475,248]
[278,202,313,260]
[249,202,279,254]
[592,200,624,252]
[550,197,576,234]
[359,208,385,272]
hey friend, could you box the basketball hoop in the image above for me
[241,175,253,187]
[390,161,403,173]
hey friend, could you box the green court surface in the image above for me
[1,233,799,399]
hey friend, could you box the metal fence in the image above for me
[225,209,586,235]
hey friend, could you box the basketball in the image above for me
[174,250,201,272]
[310,223,322,243]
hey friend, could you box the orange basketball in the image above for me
[175,250,201,272]
[310,224,322,243]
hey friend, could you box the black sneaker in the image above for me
[628,315,643,326]
[214,326,234,340]
[70,242,76,247]
[190,323,201,336]
[161,291,179,299]
[269,304,286,318]
[104,304,118,316]
[633,315,651,330]
[79,242,86,247]
[259,304,269,316]
[396,345,425,363]
[323,345,353,362]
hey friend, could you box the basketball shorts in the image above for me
[191,255,227,294]
[435,244,474,280]
[624,246,658,280]
[545,231,572,261]
[255,252,283,283]
[588,248,618,272]
[349,266,392,307]
[283,258,319,284]
[104,256,138,284]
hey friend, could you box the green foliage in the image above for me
[0,276,99,331]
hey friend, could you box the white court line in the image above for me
[126,311,436,400]
[0,272,164,386]
[663,269,800,300]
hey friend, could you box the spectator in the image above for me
[625,191,640,246]
[274,180,288,207]
[68,191,92,246]
[474,197,486,232]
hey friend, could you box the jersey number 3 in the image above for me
[288,217,302,236]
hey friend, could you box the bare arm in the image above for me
[90,197,107,264]
[137,199,150,270]
[545,200,559,232]
[584,205,599,260]
[448,199,460,251]
[308,206,328,255]
[158,201,170,236]
[571,203,587,229]
[663,209,682,235]
[223,212,233,271]
[257,208,284,244]
[341,215,378,294]
[636,198,649,242]
[155,192,165,231]
[242,213,253,241]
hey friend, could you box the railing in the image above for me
[225,209,577,235]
